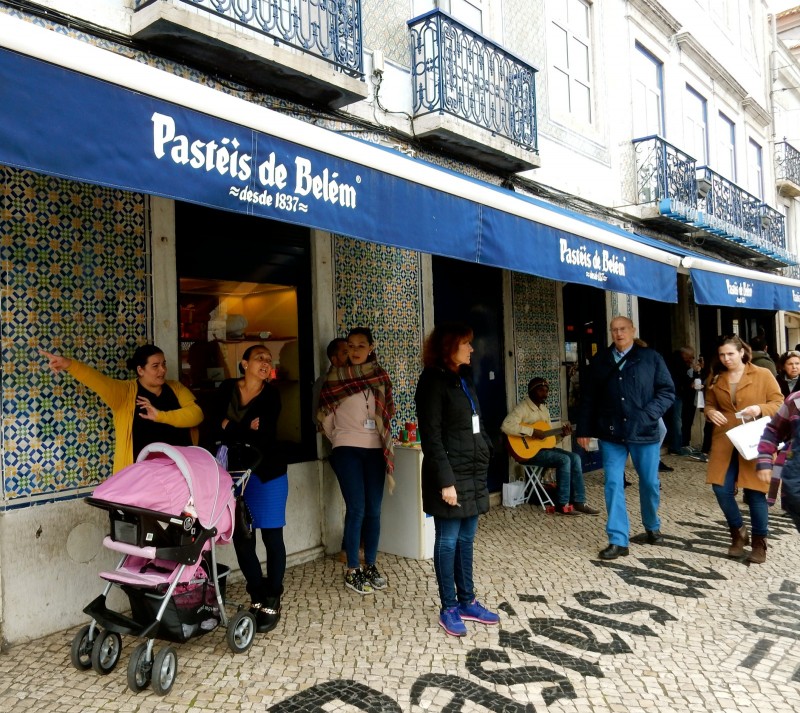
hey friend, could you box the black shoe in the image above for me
[598,544,629,560]
[658,460,673,472]
[645,529,664,544]
[251,598,281,634]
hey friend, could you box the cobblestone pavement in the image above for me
[2,454,800,712]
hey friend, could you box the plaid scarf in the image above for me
[318,360,396,481]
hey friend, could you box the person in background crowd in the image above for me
[205,345,288,633]
[311,338,349,428]
[41,345,202,473]
[666,347,704,458]
[704,335,782,564]
[501,377,599,515]
[577,316,675,560]
[415,322,500,637]
[777,350,800,398]
[318,327,395,595]
[749,336,777,376]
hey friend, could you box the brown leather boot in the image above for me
[748,535,768,564]
[728,525,750,557]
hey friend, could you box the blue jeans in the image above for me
[527,447,586,505]
[712,452,769,537]
[599,440,661,546]
[331,446,386,569]
[433,515,478,611]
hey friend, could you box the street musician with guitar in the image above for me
[501,377,599,515]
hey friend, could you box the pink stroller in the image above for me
[69,443,256,695]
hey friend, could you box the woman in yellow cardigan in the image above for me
[41,345,203,473]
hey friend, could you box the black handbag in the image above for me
[235,495,254,538]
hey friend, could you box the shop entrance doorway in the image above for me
[562,283,606,472]
[431,256,507,493]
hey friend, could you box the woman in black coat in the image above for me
[414,322,499,637]
[205,345,288,634]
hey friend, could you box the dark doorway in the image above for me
[637,297,673,359]
[697,306,779,367]
[431,256,507,492]
[562,283,606,472]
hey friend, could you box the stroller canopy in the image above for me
[92,444,235,542]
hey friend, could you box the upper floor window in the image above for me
[632,43,664,138]
[684,85,708,165]
[717,112,736,181]
[411,0,502,40]
[547,0,593,124]
[748,138,764,200]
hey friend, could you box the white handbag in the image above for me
[725,416,771,461]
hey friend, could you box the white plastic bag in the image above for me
[725,416,771,461]
[502,481,526,507]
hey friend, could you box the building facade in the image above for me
[1,0,800,644]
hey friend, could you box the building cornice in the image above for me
[626,0,681,36]
[674,31,748,100]
[742,95,772,127]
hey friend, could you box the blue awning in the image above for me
[0,39,678,302]
[633,234,799,311]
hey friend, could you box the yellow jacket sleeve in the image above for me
[156,381,203,428]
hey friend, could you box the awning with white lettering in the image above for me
[632,233,800,311]
[0,15,680,302]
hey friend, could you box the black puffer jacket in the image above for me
[415,366,491,518]
[577,344,674,444]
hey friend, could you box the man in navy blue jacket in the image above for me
[577,316,675,560]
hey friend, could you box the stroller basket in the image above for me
[87,499,215,566]
[122,564,229,643]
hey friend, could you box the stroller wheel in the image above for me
[227,609,256,654]
[127,643,151,692]
[90,629,122,675]
[69,625,95,671]
[151,646,178,696]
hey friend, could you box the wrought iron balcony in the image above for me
[132,0,366,108]
[407,9,539,173]
[631,135,794,267]
[632,135,698,223]
[776,140,800,197]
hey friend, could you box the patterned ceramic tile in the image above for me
[1,166,147,503]
[510,272,562,415]
[332,235,423,433]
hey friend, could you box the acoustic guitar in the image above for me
[506,421,569,462]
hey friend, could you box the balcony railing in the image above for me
[696,165,790,262]
[408,10,538,152]
[134,0,364,76]
[631,135,793,265]
[776,140,800,187]
[632,135,697,220]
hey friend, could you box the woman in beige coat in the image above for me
[704,335,783,563]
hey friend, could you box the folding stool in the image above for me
[521,464,554,511]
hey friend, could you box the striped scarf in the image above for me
[317,360,396,480]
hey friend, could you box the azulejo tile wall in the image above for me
[1,166,148,503]
[332,235,423,433]
[510,272,563,416]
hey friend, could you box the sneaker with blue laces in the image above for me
[458,599,500,625]
[439,606,467,636]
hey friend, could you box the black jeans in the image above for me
[232,526,286,602]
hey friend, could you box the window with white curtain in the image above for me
[683,85,708,165]
[547,0,593,124]
[632,43,664,138]
[717,112,736,180]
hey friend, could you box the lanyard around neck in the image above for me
[460,377,477,413]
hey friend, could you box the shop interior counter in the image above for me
[378,444,434,560]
